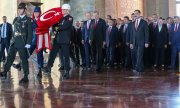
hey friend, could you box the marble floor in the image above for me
[0,56,180,108]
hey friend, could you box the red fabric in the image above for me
[37,7,63,27]
[36,7,63,53]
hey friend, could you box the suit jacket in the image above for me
[116,24,124,44]
[82,20,93,42]
[130,19,149,47]
[106,26,118,47]
[126,22,133,44]
[121,24,129,45]
[0,22,13,44]
[153,24,168,48]
[170,23,180,46]
[74,27,83,46]
[90,18,106,44]
[56,14,73,44]
[149,22,158,44]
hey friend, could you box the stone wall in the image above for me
[0,0,176,24]
[68,0,95,22]
[105,0,144,19]
[144,0,170,18]
[0,0,17,23]
[169,0,176,17]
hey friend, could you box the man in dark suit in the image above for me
[90,10,106,72]
[82,12,93,70]
[121,16,131,68]
[106,19,118,67]
[168,16,180,69]
[130,10,149,72]
[165,17,173,66]
[127,13,136,70]
[147,14,158,67]
[115,18,124,66]
[0,16,13,63]
[153,17,168,70]
[74,21,85,66]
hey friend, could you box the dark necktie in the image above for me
[153,23,156,29]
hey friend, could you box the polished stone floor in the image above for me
[0,56,180,108]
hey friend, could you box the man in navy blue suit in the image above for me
[0,16,13,63]
[106,19,118,67]
[130,10,149,72]
[168,16,180,69]
[82,12,92,70]
[127,13,136,70]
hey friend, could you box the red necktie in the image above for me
[153,23,156,29]
[135,20,139,30]
[175,24,178,32]
[94,20,98,29]
[168,25,171,32]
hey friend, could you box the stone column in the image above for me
[159,0,169,18]
[144,0,156,17]
[169,0,177,17]
[0,0,18,23]
[68,0,95,22]
[95,0,105,19]
[105,0,116,18]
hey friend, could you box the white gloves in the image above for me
[25,44,31,48]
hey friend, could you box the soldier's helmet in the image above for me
[62,4,71,10]
[34,6,41,12]
[18,3,26,9]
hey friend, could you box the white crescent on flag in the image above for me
[36,7,63,53]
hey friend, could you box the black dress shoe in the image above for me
[19,76,29,84]
[63,71,69,79]
[168,66,175,70]
[87,67,91,71]
[13,63,21,71]
[0,71,7,78]
[80,64,85,67]
[58,66,64,71]
[161,65,165,71]
[43,66,51,74]
[37,70,42,78]
[95,68,101,72]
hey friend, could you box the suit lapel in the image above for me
[178,24,180,32]
[137,19,143,31]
